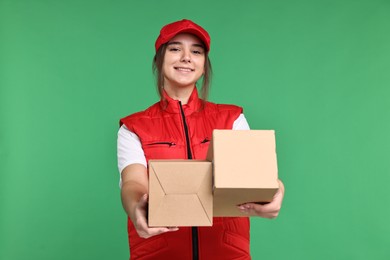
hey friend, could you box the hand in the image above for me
[131,194,179,238]
[237,179,285,219]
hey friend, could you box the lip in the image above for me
[174,67,194,72]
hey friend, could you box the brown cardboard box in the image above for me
[207,130,279,217]
[148,160,213,227]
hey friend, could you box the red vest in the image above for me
[120,88,251,260]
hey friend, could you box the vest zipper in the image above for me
[178,101,199,260]
[178,101,193,160]
[146,142,176,147]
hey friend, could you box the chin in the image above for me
[172,81,197,88]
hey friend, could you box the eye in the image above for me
[169,47,180,52]
[192,49,204,55]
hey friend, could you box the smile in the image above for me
[174,67,194,72]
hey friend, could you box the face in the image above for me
[162,33,206,92]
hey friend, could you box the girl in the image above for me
[118,19,285,260]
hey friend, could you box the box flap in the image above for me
[150,161,202,194]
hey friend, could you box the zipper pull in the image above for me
[200,138,210,144]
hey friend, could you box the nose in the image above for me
[180,48,191,63]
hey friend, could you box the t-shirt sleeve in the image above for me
[232,113,251,130]
[117,125,147,186]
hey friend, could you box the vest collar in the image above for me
[160,87,202,114]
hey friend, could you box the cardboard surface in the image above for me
[148,160,213,227]
[207,130,279,216]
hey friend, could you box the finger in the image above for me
[237,204,257,216]
[238,203,278,216]
[135,194,149,217]
[167,227,179,231]
[134,195,149,230]
[148,227,172,234]
[238,204,278,218]
[140,226,179,238]
[237,203,258,215]
[138,194,148,208]
[278,179,285,193]
[134,210,149,231]
[147,226,179,233]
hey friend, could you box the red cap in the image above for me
[155,19,211,52]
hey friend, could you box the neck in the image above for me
[164,85,194,105]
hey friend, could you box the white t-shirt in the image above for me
[117,113,250,185]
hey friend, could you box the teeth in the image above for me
[176,67,192,72]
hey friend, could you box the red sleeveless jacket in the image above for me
[120,88,251,260]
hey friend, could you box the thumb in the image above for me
[139,194,148,205]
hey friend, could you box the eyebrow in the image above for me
[167,41,205,49]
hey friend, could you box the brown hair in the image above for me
[152,43,212,103]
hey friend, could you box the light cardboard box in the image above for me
[207,130,279,217]
[148,160,213,227]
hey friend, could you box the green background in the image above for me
[1,0,389,259]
